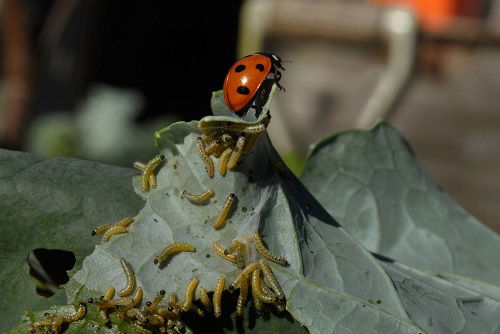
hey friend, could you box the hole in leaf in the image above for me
[28,248,76,297]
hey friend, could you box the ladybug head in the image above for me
[257,52,286,71]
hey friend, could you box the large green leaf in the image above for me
[300,123,500,286]
[60,117,417,332]
[0,150,144,332]
[6,94,500,333]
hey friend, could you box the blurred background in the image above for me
[0,0,499,231]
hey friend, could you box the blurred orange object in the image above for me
[369,0,482,31]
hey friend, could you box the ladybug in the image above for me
[223,52,285,117]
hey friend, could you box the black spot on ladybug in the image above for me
[237,86,250,95]
[235,64,246,72]
[256,64,265,72]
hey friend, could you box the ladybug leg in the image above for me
[235,109,247,117]
[253,91,265,118]
[275,70,281,81]
[275,80,285,92]
[273,70,285,92]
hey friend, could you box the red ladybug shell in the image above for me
[223,54,273,113]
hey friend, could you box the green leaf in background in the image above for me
[26,85,177,167]
[300,122,500,286]
[0,150,144,333]
[380,258,500,333]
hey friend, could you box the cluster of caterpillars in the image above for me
[28,304,86,334]
[196,115,270,177]
[74,116,287,332]
[83,249,286,333]
[85,258,193,333]
[149,229,287,323]
[149,117,288,324]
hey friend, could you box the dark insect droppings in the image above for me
[235,64,246,72]
[237,86,250,95]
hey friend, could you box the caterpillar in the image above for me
[132,161,146,170]
[201,130,220,142]
[212,193,236,229]
[229,262,259,290]
[212,242,238,264]
[141,154,165,192]
[182,188,214,203]
[28,316,53,332]
[198,120,235,131]
[61,303,86,322]
[226,240,246,269]
[101,225,127,242]
[198,121,266,134]
[199,287,212,312]
[218,147,233,176]
[99,286,115,326]
[226,136,245,170]
[146,313,165,326]
[102,287,115,300]
[30,305,85,332]
[144,290,166,315]
[120,287,143,311]
[259,259,285,301]
[181,278,199,312]
[91,223,113,236]
[213,276,225,318]
[87,296,133,308]
[189,303,205,317]
[117,259,136,297]
[196,137,214,178]
[157,305,180,320]
[154,243,196,265]
[260,278,276,299]
[253,232,288,265]
[204,139,222,155]
[168,292,178,306]
[124,308,146,323]
[168,293,181,314]
[254,292,263,315]
[251,270,276,304]
[116,217,134,227]
[221,133,234,143]
[212,137,234,158]
[240,123,266,134]
[236,275,248,316]
[92,217,133,237]
[50,314,64,328]
[132,162,156,189]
